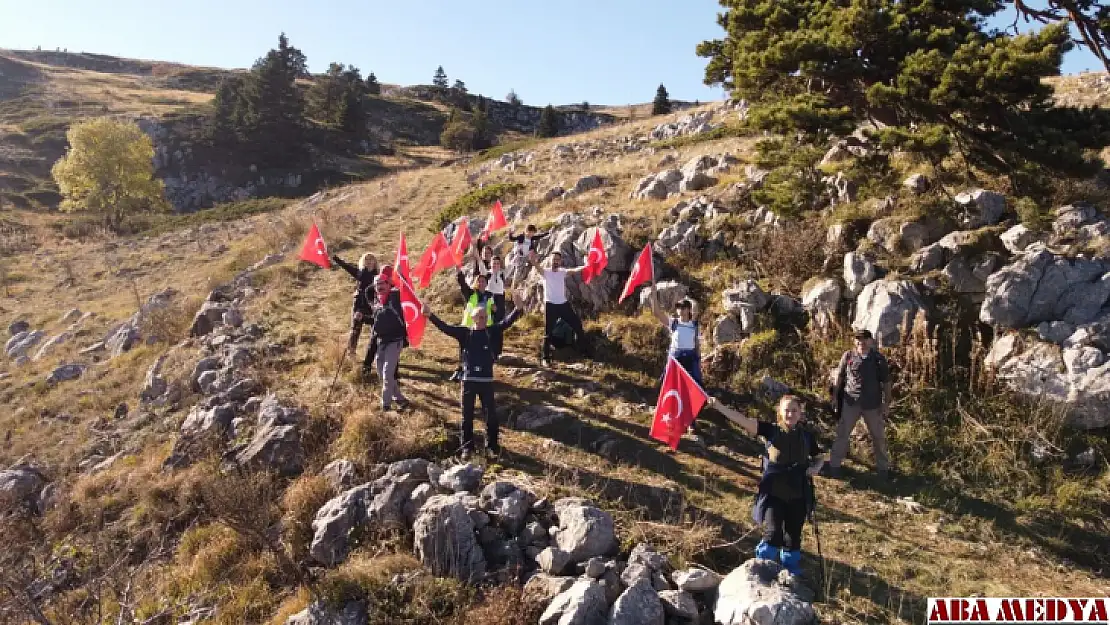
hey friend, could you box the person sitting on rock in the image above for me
[707,394,825,576]
[526,250,588,367]
[449,271,496,381]
[368,268,410,412]
[649,283,703,388]
[823,329,892,480]
[422,289,525,460]
[330,252,378,352]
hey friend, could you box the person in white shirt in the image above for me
[527,250,587,366]
[648,282,704,388]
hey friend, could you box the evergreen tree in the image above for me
[476,95,488,114]
[366,72,381,95]
[506,89,522,107]
[433,66,449,89]
[307,62,347,124]
[243,34,306,166]
[696,0,1110,193]
[652,84,671,115]
[277,32,308,78]
[453,79,467,95]
[581,101,590,113]
[208,76,247,145]
[471,106,492,150]
[338,66,367,134]
[537,105,559,138]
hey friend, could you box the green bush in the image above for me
[649,122,750,150]
[1015,196,1052,232]
[474,139,540,163]
[431,183,523,233]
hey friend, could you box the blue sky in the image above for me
[0,0,1104,106]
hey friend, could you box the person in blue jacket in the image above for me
[706,394,826,576]
[422,289,526,460]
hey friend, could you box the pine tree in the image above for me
[208,76,247,145]
[476,95,488,114]
[537,105,559,138]
[471,106,492,150]
[277,32,308,78]
[243,34,306,166]
[506,89,522,107]
[652,84,671,115]
[366,72,381,95]
[307,62,347,124]
[581,101,590,113]
[433,66,449,89]
[453,79,467,95]
[696,0,1110,193]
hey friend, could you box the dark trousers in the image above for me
[349,311,371,350]
[461,380,498,451]
[668,349,703,388]
[761,496,807,551]
[542,302,585,360]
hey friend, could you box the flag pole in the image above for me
[325,343,350,405]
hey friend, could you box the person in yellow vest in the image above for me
[449,271,496,381]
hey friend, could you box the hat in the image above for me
[675,298,693,310]
[853,329,873,340]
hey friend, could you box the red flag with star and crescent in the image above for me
[619,244,653,303]
[297,222,331,269]
[650,356,708,450]
[392,231,412,288]
[412,232,454,288]
[480,200,507,241]
[580,229,609,284]
[398,276,426,348]
[451,218,472,267]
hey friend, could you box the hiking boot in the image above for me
[818,465,841,479]
[395,400,411,412]
[381,404,393,413]
[449,369,462,382]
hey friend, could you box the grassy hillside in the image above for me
[2,100,1107,625]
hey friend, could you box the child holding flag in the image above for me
[706,395,826,576]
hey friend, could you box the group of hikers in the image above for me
[327,224,894,577]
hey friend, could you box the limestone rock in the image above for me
[322,459,358,490]
[285,602,367,625]
[852,280,927,347]
[439,463,484,493]
[642,281,688,312]
[903,173,930,194]
[1001,224,1043,254]
[723,280,769,315]
[955,189,1006,228]
[413,495,487,582]
[46,363,86,385]
[6,330,44,359]
[552,498,617,563]
[234,423,303,476]
[714,315,744,345]
[714,559,815,625]
[524,573,577,605]
[609,578,665,625]
[843,252,878,297]
[539,579,608,625]
[980,250,1110,328]
[538,546,575,575]
[0,466,47,509]
[673,567,721,592]
[659,590,700,620]
[801,279,841,327]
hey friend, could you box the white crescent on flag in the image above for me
[659,389,683,426]
[401,301,419,324]
[314,238,327,256]
[587,248,603,265]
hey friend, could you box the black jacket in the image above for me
[371,289,408,345]
[429,309,521,382]
[333,255,378,315]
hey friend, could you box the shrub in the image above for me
[474,139,540,163]
[1015,196,1052,232]
[431,183,523,233]
[649,122,749,150]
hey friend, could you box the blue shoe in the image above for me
[755,540,780,562]
[780,549,803,576]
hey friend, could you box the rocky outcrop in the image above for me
[954,188,1006,228]
[715,560,815,625]
[285,602,367,625]
[539,579,608,625]
[647,110,717,142]
[980,249,1109,329]
[0,466,47,510]
[551,498,617,563]
[852,280,927,347]
[609,578,664,625]
[413,494,487,583]
[46,363,86,385]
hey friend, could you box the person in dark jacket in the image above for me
[448,271,497,381]
[423,289,526,460]
[368,271,410,412]
[823,329,892,479]
[330,252,379,351]
[707,395,826,576]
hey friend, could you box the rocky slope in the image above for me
[1,101,1108,624]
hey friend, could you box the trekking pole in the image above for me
[325,343,351,405]
[808,476,827,594]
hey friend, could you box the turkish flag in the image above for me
[481,200,507,240]
[619,245,654,303]
[298,222,331,269]
[392,231,411,288]
[580,229,609,285]
[398,277,426,348]
[451,217,472,266]
[413,232,453,288]
[650,356,708,450]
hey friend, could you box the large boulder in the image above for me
[801,279,841,328]
[852,280,927,347]
[843,252,878,297]
[480,481,535,534]
[412,494,487,583]
[539,579,608,625]
[714,560,815,625]
[574,226,633,273]
[954,189,1006,228]
[524,573,577,605]
[6,330,44,359]
[190,301,230,337]
[0,466,47,509]
[654,220,702,257]
[310,485,373,566]
[723,280,769,316]
[140,353,170,405]
[867,218,932,254]
[439,463,484,494]
[641,281,688,312]
[46,363,86,385]
[552,498,617,563]
[987,334,1110,429]
[659,590,700,620]
[233,423,303,476]
[673,567,721,592]
[1001,224,1043,254]
[609,578,664,625]
[980,250,1110,328]
[714,315,744,345]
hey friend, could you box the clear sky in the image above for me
[0,0,1103,106]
